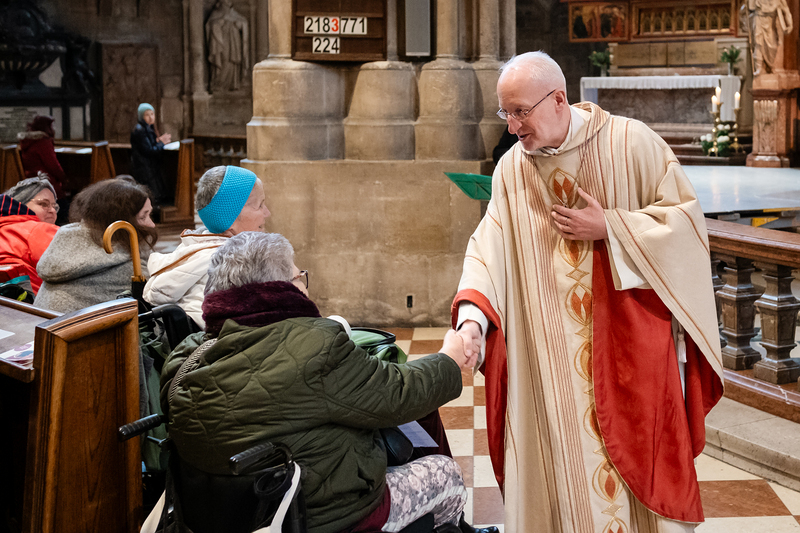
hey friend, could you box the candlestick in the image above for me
[708,109,721,157]
[730,108,743,153]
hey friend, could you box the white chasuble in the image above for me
[456,103,723,533]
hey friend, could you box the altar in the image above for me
[580,75,742,123]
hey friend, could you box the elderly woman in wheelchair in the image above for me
[161,232,479,533]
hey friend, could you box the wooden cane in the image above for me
[103,221,146,283]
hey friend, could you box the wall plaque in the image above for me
[685,40,717,65]
[293,0,386,62]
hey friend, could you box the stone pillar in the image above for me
[189,0,207,96]
[182,0,193,136]
[473,0,507,160]
[415,0,483,160]
[256,0,269,61]
[717,255,761,370]
[747,73,800,167]
[753,263,800,384]
[499,0,515,61]
[344,0,416,160]
[344,62,416,160]
[247,0,344,160]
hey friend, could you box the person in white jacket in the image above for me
[143,166,270,327]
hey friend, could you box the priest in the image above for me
[453,51,724,533]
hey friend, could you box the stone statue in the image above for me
[205,0,249,92]
[748,0,793,75]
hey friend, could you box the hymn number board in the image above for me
[293,0,386,62]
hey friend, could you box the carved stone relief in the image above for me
[753,98,778,154]
[205,0,250,93]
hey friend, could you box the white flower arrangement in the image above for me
[699,124,735,156]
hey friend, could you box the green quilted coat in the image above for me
[161,317,462,533]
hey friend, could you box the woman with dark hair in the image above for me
[34,178,158,313]
[17,115,68,199]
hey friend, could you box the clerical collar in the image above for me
[523,106,587,157]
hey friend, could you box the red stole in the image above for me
[451,240,723,521]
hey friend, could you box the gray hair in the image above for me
[205,232,295,295]
[499,51,567,95]
[5,173,57,204]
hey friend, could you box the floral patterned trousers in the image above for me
[381,455,468,532]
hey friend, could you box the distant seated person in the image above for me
[17,115,69,201]
[34,178,157,313]
[162,232,475,533]
[143,165,270,329]
[0,176,60,292]
[131,103,171,207]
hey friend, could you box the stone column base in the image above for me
[248,58,344,161]
[416,58,483,160]
[344,61,416,160]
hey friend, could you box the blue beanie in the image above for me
[198,166,257,234]
[138,103,155,121]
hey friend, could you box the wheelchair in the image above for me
[119,414,459,533]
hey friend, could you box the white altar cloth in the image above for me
[580,75,741,122]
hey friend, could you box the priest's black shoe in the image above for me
[458,515,500,533]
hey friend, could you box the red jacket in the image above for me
[0,196,59,293]
[18,131,67,198]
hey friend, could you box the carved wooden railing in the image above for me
[707,218,800,396]
[191,134,247,172]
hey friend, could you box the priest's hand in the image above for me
[441,329,479,369]
[550,187,608,241]
[456,320,482,361]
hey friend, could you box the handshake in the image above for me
[439,320,482,369]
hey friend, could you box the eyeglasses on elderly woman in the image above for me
[292,270,308,289]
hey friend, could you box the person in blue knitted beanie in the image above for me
[143,165,270,328]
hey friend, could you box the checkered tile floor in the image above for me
[388,327,800,533]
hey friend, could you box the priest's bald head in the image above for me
[496,51,571,152]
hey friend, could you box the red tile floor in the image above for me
[388,326,800,533]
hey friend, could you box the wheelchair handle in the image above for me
[229,442,276,475]
[118,414,167,441]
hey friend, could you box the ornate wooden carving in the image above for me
[631,1,735,39]
[716,254,762,369]
[752,262,800,383]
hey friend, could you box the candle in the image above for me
[715,86,721,100]
[712,95,718,112]
[735,91,740,110]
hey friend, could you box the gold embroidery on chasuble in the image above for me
[548,166,629,533]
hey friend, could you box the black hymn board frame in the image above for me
[293,0,387,62]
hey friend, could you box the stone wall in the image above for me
[40,0,186,139]
[516,0,597,103]
[246,159,490,325]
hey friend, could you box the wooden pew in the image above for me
[89,141,117,183]
[159,138,195,226]
[0,298,141,533]
[55,139,195,227]
[0,145,25,192]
